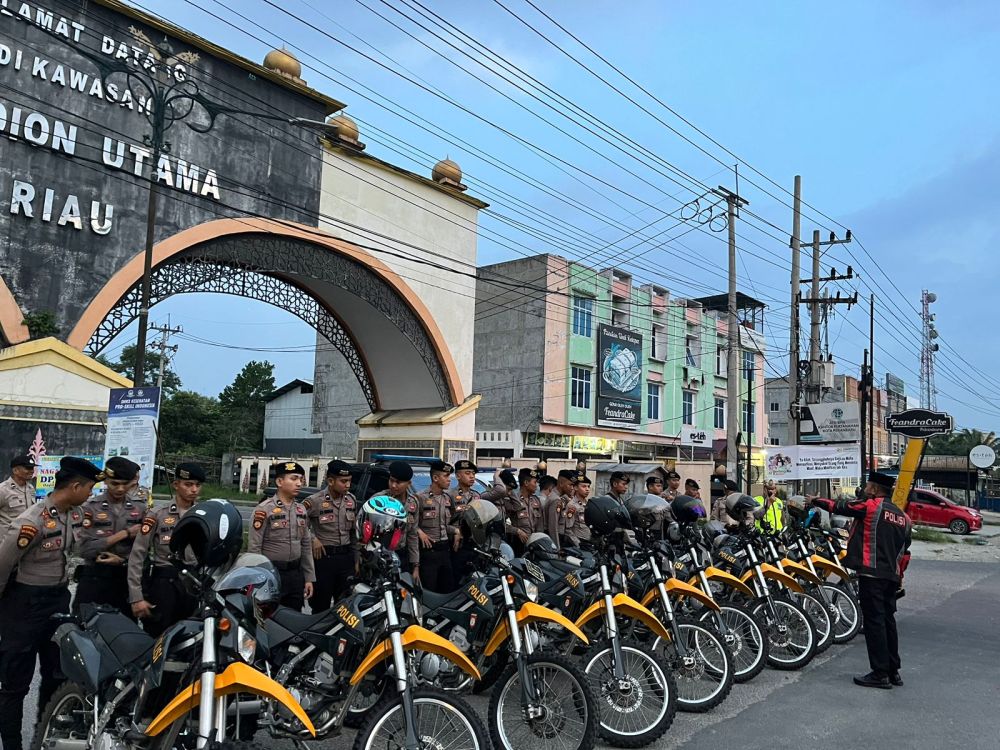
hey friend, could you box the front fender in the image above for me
[642,579,720,612]
[700,567,756,599]
[349,625,480,685]
[780,558,824,586]
[741,564,804,593]
[810,554,850,580]
[144,661,315,737]
[574,593,671,642]
[483,601,589,656]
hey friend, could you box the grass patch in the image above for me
[911,526,955,544]
[153,483,260,503]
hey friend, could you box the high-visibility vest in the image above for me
[754,497,785,531]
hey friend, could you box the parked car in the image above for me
[908,487,983,535]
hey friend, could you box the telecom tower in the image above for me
[919,290,939,410]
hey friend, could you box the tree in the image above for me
[22,310,60,339]
[158,391,221,454]
[927,428,1000,456]
[217,360,276,453]
[98,343,182,394]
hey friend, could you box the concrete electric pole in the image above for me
[788,176,802,448]
[150,321,182,389]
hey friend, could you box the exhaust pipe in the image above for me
[43,741,89,750]
[226,699,262,716]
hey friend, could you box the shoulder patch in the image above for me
[17,524,37,548]
[140,516,156,535]
[302,499,312,510]
[252,509,266,530]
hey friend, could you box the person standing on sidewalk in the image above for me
[304,460,359,612]
[810,471,911,689]
[0,455,36,528]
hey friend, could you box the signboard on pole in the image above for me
[884,409,953,438]
[597,324,642,429]
[104,387,161,493]
[969,445,996,469]
[885,373,905,396]
[765,444,861,481]
[680,427,711,448]
[799,402,861,443]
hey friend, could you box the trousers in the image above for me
[310,550,356,613]
[418,544,454,593]
[858,576,901,677]
[141,568,198,638]
[277,567,306,611]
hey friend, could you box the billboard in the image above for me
[886,373,905,396]
[597,324,642,429]
[104,386,161,493]
[884,409,953,438]
[799,402,861,443]
[680,427,711,448]
[765,444,861,481]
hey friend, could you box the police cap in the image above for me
[518,467,540,482]
[867,471,895,491]
[576,473,592,485]
[454,459,477,472]
[104,456,139,482]
[59,456,103,483]
[326,459,352,478]
[388,461,413,482]
[665,470,681,480]
[724,479,739,492]
[499,469,518,488]
[429,460,454,474]
[175,462,206,482]
[275,461,305,478]
[557,469,578,481]
[610,471,630,483]
[10,454,35,470]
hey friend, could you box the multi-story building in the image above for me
[472,255,768,473]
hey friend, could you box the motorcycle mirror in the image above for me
[499,542,516,561]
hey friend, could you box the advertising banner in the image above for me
[799,402,861,443]
[885,373,905,396]
[597,324,642,429]
[884,409,953,438]
[765,444,861,481]
[104,387,161,492]
[35,454,105,499]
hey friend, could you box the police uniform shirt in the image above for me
[504,491,544,534]
[480,479,511,508]
[248,497,316,582]
[0,476,34,529]
[544,493,574,545]
[563,497,590,545]
[126,502,191,603]
[447,486,481,515]
[303,489,359,551]
[407,489,457,565]
[0,501,84,597]
[78,493,144,562]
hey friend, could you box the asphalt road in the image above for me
[23,559,1000,748]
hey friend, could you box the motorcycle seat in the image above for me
[270,606,339,634]
[419,588,463,611]
[94,613,154,666]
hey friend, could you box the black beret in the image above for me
[868,471,896,490]
[724,479,739,492]
[454,459,477,472]
[275,461,305,477]
[326,459,352,477]
[175,462,206,482]
[539,474,557,488]
[10,455,35,469]
[59,456,103,483]
[429,460,454,474]
[388,461,413,481]
[518,467,540,482]
[576,473,591,485]
[666,470,681,480]
[499,468,517,488]
[646,476,663,486]
[104,456,139,482]
[557,469,578,480]
[610,471,630,483]
[685,479,700,489]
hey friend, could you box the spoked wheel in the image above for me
[697,603,768,684]
[30,682,92,750]
[490,651,597,750]
[344,675,390,728]
[582,640,677,747]
[653,617,733,713]
[753,598,816,670]
[791,591,833,654]
[352,686,487,750]
[823,583,861,643]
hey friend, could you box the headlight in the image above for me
[237,626,256,663]
[524,580,539,602]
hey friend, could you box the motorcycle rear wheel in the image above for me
[30,681,93,750]
[353,686,487,750]
[791,590,833,654]
[696,602,768,683]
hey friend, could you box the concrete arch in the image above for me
[67,218,465,410]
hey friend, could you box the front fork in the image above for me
[746,545,782,626]
[384,588,421,750]
[600,564,627,681]
[648,557,688,660]
[196,616,219,749]
[502,577,543,718]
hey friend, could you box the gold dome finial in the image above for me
[432,158,465,190]
[263,47,303,83]
[327,113,364,149]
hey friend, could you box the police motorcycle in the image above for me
[33,499,316,750]
[253,495,487,750]
[662,505,769,684]
[780,497,861,644]
[527,495,678,748]
[404,499,598,750]
[619,494,734,713]
[706,493,818,670]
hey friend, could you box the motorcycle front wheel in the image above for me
[490,650,597,750]
[653,616,733,713]
[752,598,816,670]
[824,583,862,643]
[790,589,833,654]
[353,686,487,750]
[582,640,677,748]
[696,602,768,683]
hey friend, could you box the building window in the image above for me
[716,345,726,376]
[571,367,592,409]
[648,383,661,421]
[768,437,781,446]
[572,296,593,337]
[714,398,725,429]
[742,401,755,436]
[686,336,699,367]
[769,401,780,412]
[611,295,629,327]
[742,349,755,381]
[682,390,695,426]
[651,324,667,360]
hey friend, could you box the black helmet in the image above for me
[626,493,670,528]
[526,532,558,559]
[703,519,727,544]
[585,494,632,536]
[457,498,504,548]
[786,494,809,522]
[214,554,282,614]
[358,494,408,550]
[170,499,243,569]
[671,495,707,524]
[725,493,759,518]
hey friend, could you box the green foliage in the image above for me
[216,360,276,454]
[911,526,954,543]
[927,428,1000,457]
[102,343,183,395]
[22,310,60,339]
[158,391,220,453]
[152,482,254,502]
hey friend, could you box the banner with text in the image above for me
[35,454,105,499]
[799,402,861,443]
[765,444,861,481]
[597,323,642,429]
[103,386,161,492]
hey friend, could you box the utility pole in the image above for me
[789,176,802,452]
[150,321,183,389]
[716,186,748,486]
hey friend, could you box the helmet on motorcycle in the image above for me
[665,521,683,543]
[703,519,726,542]
[169,499,243,569]
[724,493,759,519]
[526,532,559,559]
[671,495,706,524]
[626,493,670,528]
[358,494,408,550]
[786,494,809,522]
[457,498,504,548]
[214,555,282,616]
[585,494,632,536]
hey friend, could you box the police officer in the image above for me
[127,462,205,637]
[304,460,359,612]
[712,479,741,527]
[663,470,682,501]
[608,471,631,505]
[76,456,143,617]
[754,480,785,532]
[645,475,664,497]
[0,456,97,750]
[249,461,315,610]
[409,460,458,592]
[384,461,417,571]
[449,459,480,583]
[0,455,36,529]
[562,474,592,547]
[504,467,544,554]
[685,479,701,500]
[544,469,577,547]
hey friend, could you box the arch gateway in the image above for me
[0,0,484,462]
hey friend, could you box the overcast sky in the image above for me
[117,0,1000,430]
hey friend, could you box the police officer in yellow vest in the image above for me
[755,480,785,532]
